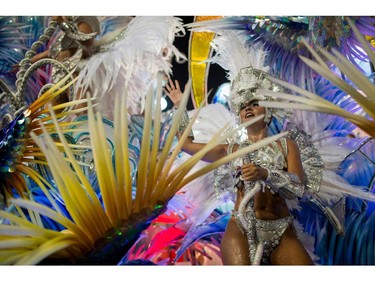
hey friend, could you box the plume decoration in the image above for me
[206,30,269,81]
[256,18,375,138]
[0,70,91,204]
[306,208,375,265]
[313,75,364,134]
[0,73,288,265]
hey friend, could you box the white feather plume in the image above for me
[206,30,269,82]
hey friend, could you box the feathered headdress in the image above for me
[206,30,292,123]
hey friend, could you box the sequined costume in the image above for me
[227,138,304,264]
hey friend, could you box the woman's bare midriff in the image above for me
[235,187,291,220]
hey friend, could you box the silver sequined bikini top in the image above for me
[235,137,288,171]
[214,138,288,198]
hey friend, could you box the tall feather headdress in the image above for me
[206,30,292,122]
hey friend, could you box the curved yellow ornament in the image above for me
[189,16,222,108]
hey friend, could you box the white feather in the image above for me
[189,103,236,144]
[206,30,269,81]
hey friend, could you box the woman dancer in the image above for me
[164,67,313,265]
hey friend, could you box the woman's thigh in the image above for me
[220,216,250,265]
[270,227,314,265]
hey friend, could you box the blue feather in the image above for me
[173,212,229,262]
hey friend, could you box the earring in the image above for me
[235,115,241,127]
[263,108,272,124]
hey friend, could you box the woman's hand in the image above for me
[240,163,268,182]
[163,78,183,108]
